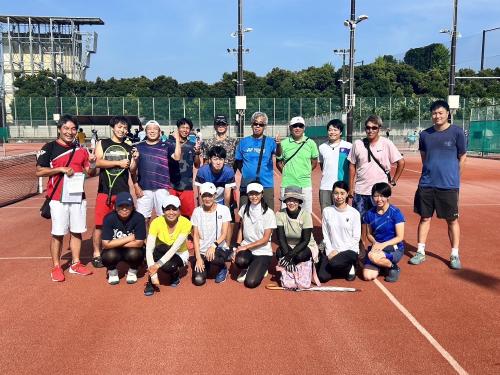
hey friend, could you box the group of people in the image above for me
[36,99,466,295]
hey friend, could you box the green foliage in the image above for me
[404,43,450,72]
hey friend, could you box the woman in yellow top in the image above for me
[144,195,192,296]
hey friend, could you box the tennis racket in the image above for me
[266,283,359,292]
[103,144,130,205]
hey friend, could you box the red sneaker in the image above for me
[51,266,65,282]
[69,262,93,276]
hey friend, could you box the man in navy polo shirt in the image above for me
[410,100,467,269]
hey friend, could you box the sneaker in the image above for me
[170,275,181,288]
[69,262,93,276]
[215,266,228,284]
[237,269,247,283]
[264,270,269,278]
[384,264,400,283]
[107,269,120,285]
[144,279,158,296]
[91,256,104,268]
[449,255,462,270]
[346,273,356,281]
[126,268,138,284]
[408,252,426,265]
[51,265,65,282]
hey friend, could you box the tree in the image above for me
[404,43,449,72]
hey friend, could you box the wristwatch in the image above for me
[390,179,397,186]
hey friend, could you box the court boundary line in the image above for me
[310,211,468,375]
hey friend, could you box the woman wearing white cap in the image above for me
[234,182,277,288]
[275,186,318,271]
[191,182,233,285]
[143,195,192,296]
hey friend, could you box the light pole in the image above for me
[481,26,500,70]
[344,0,368,143]
[48,75,63,117]
[228,0,252,138]
[333,48,349,111]
[440,0,459,96]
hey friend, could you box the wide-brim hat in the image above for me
[280,186,304,203]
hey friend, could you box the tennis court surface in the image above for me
[0,151,499,374]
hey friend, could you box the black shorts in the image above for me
[414,187,459,220]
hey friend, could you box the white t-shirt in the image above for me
[238,204,277,256]
[191,204,231,255]
[318,140,352,190]
[322,205,361,256]
[347,137,403,195]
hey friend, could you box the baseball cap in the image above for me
[145,120,160,130]
[280,186,304,203]
[290,116,306,126]
[200,182,217,196]
[246,182,264,194]
[115,192,134,207]
[161,195,181,210]
[214,115,228,126]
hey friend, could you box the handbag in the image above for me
[40,146,77,219]
[278,260,313,290]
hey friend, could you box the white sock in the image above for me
[349,265,355,275]
[451,248,459,257]
[417,243,426,255]
[108,269,118,277]
[127,268,137,275]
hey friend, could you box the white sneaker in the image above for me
[126,268,138,284]
[108,269,119,285]
[264,270,269,278]
[237,269,247,283]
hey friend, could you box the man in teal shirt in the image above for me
[276,116,319,212]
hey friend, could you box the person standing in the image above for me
[234,111,279,210]
[201,115,238,167]
[410,100,467,269]
[168,118,201,219]
[276,116,319,213]
[318,119,352,212]
[347,115,405,239]
[92,116,139,268]
[36,115,96,282]
[132,120,181,225]
[76,128,86,146]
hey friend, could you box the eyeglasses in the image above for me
[252,122,266,127]
[291,124,304,129]
[365,126,380,131]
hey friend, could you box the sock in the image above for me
[151,274,159,283]
[417,243,426,255]
[128,268,137,275]
[348,265,355,275]
[451,248,459,257]
[108,269,118,277]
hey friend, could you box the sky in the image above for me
[2,0,500,83]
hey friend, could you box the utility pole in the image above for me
[481,27,500,71]
[236,0,244,137]
[448,0,458,96]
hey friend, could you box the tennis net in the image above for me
[0,152,39,207]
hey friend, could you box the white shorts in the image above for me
[280,186,313,213]
[50,200,87,236]
[136,189,170,218]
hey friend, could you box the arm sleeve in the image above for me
[290,227,312,255]
[145,234,157,267]
[157,234,188,265]
[276,226,292,254]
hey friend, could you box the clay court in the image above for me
[0,144,499,374]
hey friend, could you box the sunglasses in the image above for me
[215,121,228,126]
[252,122,266,127]
[291,124,304,129]
[365,126,380,131]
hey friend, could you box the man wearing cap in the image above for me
[144,195,193,295]
[202,115,238,167]
[276,116,319,213]
[132,120,181,225]
[101,192,147,285]
[191,182,233,285]
[234,111,280,210]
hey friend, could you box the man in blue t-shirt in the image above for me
[410,100,467,270]
[195,145,236,244]
[234,111,279,210]
[133,120,181,224]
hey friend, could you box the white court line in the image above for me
[2,206,96,209]
[405,168,421,174]
[0,256,92,260]
[310,211,469,375]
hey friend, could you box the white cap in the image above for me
[145,120,160,130]
[246,182,264,194]
[289,116,306,126]
[161,195,181,210]
[200,182,217,196]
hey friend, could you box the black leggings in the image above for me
[192,248,228,286]
[276,247,312,263]
[153,245,185,278]
[235,250,272,289]
[316,250,358,282]
[101,247,144,271]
